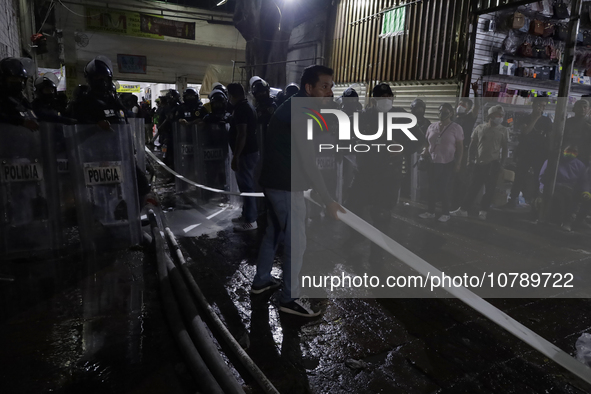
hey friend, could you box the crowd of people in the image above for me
[2,55,591,317]
[416,93,591,233]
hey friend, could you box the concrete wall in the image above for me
[285,12,327,88]
[0,0,21,59]
[55,0,245,88]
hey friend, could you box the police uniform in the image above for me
[71,89,151,199]
[175,100,207,123]
[0,94,37,126]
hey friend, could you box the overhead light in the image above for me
[216,0,228,6]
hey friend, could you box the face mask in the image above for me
[376,99,393,112]
[491,117,503,125]
[457,105,467,114]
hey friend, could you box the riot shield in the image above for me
[0,122,61,259]
[54,123,77,224]
[64,124,141,253]
[129,118,146,173]
[193,121,230,204]
[173,123,196,193]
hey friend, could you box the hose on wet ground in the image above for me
[164,227,281,394]
[163,235,246,394]
[148,210,225,394]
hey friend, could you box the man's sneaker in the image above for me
[234,221,258,232]
[478,210,487,220]
[419,212,436,219]
[231,216,244,223]
[438,215,451,223]
[250,277,281,295]
[279,297,321,317]
[450,208,468,217]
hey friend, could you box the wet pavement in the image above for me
[3,159,591,393]
[0,206,197,393]
[169,186,591,393]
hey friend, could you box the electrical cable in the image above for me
[36,0,56,35]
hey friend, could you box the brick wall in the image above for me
[0,0,21,59]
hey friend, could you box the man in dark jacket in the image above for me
[227,83,259,231]
[252,65,344,318]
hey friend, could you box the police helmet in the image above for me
[84,58,113,92]
[211,82,228,96]
[34,75,57,98]
[343,87,359,98]
[411,98,426,110]
[252,79,270,96]
[166,89,181,103]
[0,57,28,94]
[209,89,227,103]
[183,88,198,101]
[249,76,263,90]
[285,83,299,98]
[0,57,28,79]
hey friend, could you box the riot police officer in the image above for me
[0,57,38,131]
[32,75,75,124]
[203,89,230,123]
[69,57,126,129]
[156,89,181,169]
[276,82,299,107]
[177,88,208,125]
[70,57,151,201]
[251,78,276,128]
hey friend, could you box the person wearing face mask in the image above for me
[450,105,509,221]
[418,103,464,222]
[505,97,553,208]
[0,57,38,131]
[539,145,587,231]
[563,100,591,167]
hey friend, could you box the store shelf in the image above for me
[483,74,591,92]
[499,54,559,66]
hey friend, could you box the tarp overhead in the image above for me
[200,64,236,95]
